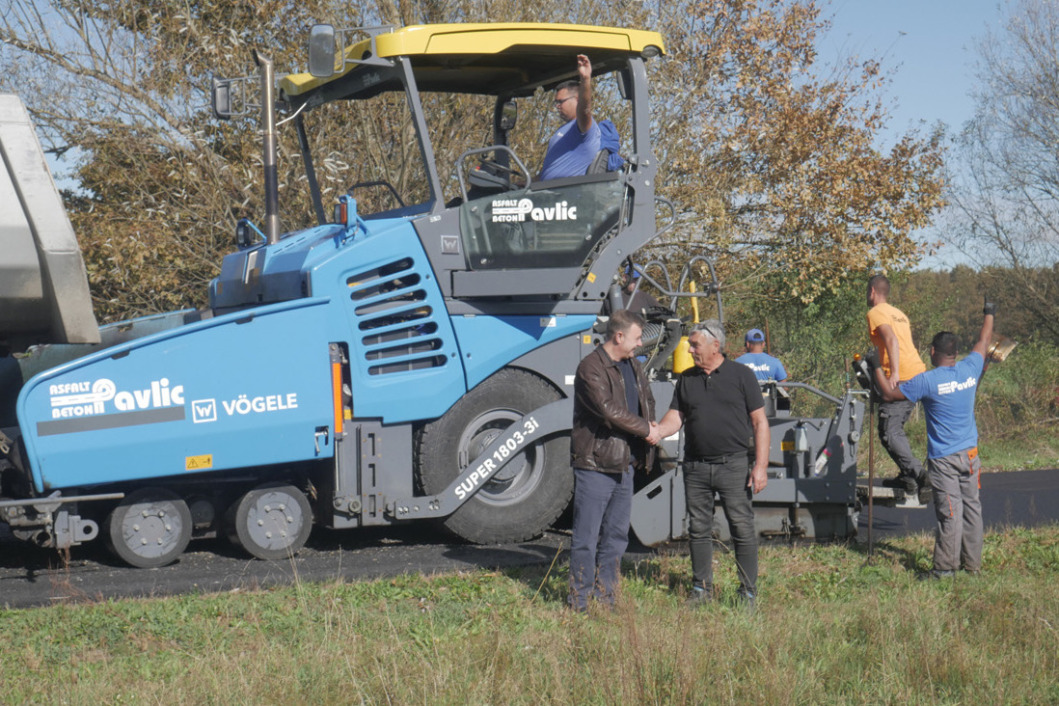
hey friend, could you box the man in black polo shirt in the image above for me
[656,320,769,606]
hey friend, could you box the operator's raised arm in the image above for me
[574,53,593,134]
[655,320,768,608]
[539,54,601,180]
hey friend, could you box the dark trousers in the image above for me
[878,398,924,478]
[683,456,758,594]
[568,467,633,610]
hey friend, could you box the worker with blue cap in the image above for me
[735,329,787,382]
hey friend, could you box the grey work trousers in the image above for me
[878,398,925,478]
[928,449,983,572]
[683,456,758,594]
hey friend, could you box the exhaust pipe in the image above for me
[254,51,281,244]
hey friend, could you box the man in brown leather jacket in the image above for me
[568,309,659,611]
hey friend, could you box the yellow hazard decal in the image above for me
[780,441,794,452]
[587,272,596,283]
[583,335,592,345]
[185,454,213,471]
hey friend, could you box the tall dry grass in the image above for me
[1,526,1056,704]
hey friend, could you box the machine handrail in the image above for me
[772,381,842,406]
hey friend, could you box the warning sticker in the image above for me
[185,454,213,471]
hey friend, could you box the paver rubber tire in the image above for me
[225,483,313,561]
[415,368,572,543]
[105,487,192,568]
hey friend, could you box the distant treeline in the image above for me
[901,265,1059,352]
[709,265,1058,389]
[702,265,1059,448]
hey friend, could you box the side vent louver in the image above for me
[348,258,448,375]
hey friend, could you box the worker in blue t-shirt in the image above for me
[878,300,996,579]
[735,329,787,382]
[539,54,601,180]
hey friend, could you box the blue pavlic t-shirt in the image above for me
[540,118,601,180]
[899,352,985,459]
[734,352,788,382]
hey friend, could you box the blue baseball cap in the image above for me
[745,328,765,343]
[624,262,641,279]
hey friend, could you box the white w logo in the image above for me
[192,399,217,423]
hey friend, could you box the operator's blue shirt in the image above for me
[899,352,985,459]
[735,352,788,382]
[540,118,600,180]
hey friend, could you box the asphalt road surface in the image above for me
[2,469,1056,610]
[858,467,1059,538]
[0,523,573,611]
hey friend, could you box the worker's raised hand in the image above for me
[983,295,997,317]
[576,54,591,82]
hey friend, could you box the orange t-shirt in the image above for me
[867,302,926,382]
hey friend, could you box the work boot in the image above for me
[917,569,955,581]
[882,473,919,495]
[736,587,756,611]
[686,582,713,607]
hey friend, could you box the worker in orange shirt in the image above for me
[867,274,927,499]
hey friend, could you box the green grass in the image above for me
[2,526,1057,704]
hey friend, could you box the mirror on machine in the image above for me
[496,99,517,132]
[308,24,337,78]
[211,77,232,118]
[211,76,255,120]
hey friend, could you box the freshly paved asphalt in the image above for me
[858,467,1059,538]
[0,523,572,610]
[2,469,1055,610]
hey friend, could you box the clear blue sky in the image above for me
[821,0,1006,142]
[821,0,1009,267]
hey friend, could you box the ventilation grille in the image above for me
[347,258,447,376]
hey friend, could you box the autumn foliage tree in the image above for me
[1,1,345,318]
[0,0,945,322]
[639,0,945,307]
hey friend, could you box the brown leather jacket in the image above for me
[571,345,656,474]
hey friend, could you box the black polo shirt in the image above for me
[670,358,764,459]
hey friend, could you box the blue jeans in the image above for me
[683,456,758,594]
[568,467,633,610]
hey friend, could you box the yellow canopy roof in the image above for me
[282,23,665,99]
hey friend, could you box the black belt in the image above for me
[685,454,740,464]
